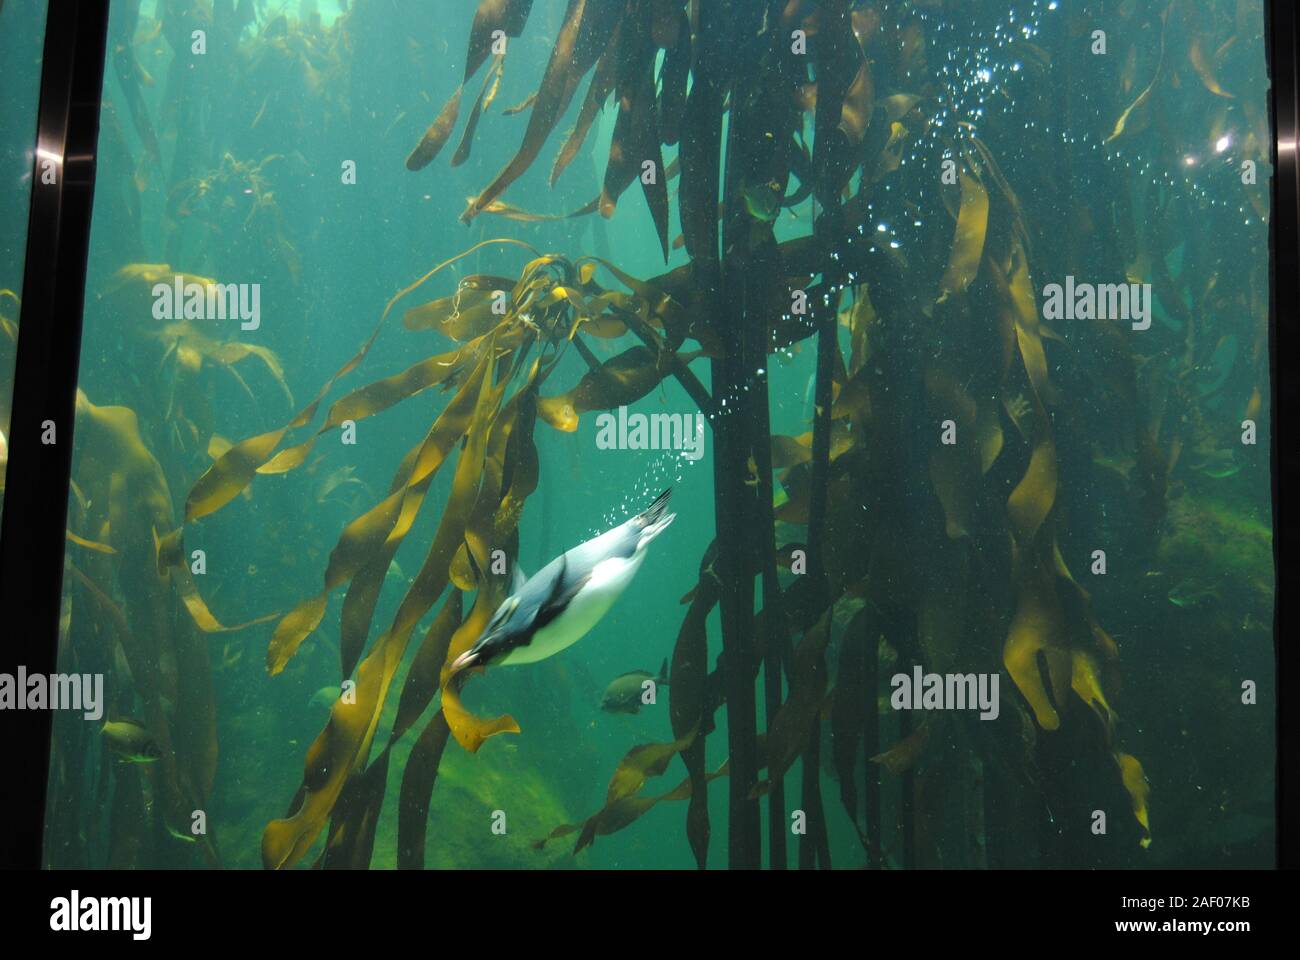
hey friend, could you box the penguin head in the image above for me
[448,595,526,676]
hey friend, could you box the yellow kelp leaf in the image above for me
[1007,414,1057,544]
[1071,649,1113,729]
[937,171,989,301]
[207,434,232,459]
[406,85,463,171]
[771,434,811,468]
[976,398,1004,474]
[551,23,621,185]
[438,576,519,753]
[205,340,294,407]
[464,0,533,83]
[176,562,280,634]
[259,334,505,480]
[535,759,729,854]
[403,293,499,339]
[320,335,497,432]
[270,346,495,674]
[1245,385,1262,421]
[771,420,853,468]
[838,61,874,143]
[476,196,601,222]
[537,345,695,431]
[586,255,718,354]
[605,732,696,805]
[1116,752,1152,847]
[452,53,505,168]
[267,595,329,675]
[99,263,219,321]
[1105,9,1169,143]
[462,0,623,223]
[186,427,290,521]
[189,240,533,517]
[1003,548,1071,731]
[66,530,116,555]
[441,675,521,754]
[1188,34,1232,98]
[263,333,502,869]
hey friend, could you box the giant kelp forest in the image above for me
[24,0,1274,870]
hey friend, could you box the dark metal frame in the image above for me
[0,0,1291,872]
[0,0,109,869]
[1266,0,1297,870]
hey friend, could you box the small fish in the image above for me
[741,180,781,223]
[102,719,162,763]
[165,824,200,844]
[316,465,370,506]
[307,684,342,709]
[600,659,670,715]
[1191,452,1242,479]
[1092,450,1136,480]
[1168,578,1220,608]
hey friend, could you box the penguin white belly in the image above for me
[500,553,644,665]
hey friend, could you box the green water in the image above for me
[3,0,1274,870]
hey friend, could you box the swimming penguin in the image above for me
[449,489,676,675]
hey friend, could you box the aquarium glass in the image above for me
[41,0,1275,870]
[0,0,48,517]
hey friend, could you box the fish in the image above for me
[600,658,670,714]
[1190,451,1242,479]
[101,719,162,763]
[165,823,200,844]
[315,465,371,506]
[449,489,676,674]
[742,180,781,223]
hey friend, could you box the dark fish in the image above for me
[101,719,162,763]
[600,658,670,714]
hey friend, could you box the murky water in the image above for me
[0,0,1273,870]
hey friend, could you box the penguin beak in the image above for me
[449,649,480,676]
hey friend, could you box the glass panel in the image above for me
[0,1,50,514]
[43,0,1274,869]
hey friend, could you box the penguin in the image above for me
[448,489,676,675]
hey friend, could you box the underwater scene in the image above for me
[1,0,1275,869]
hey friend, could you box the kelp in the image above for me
[537,344,700,431]
[534,755,728,855]
[405,0,534,170]
[171,238,718,867]
[752,608,833,798]
[134,0,1263,871]
[61,391,222,866]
